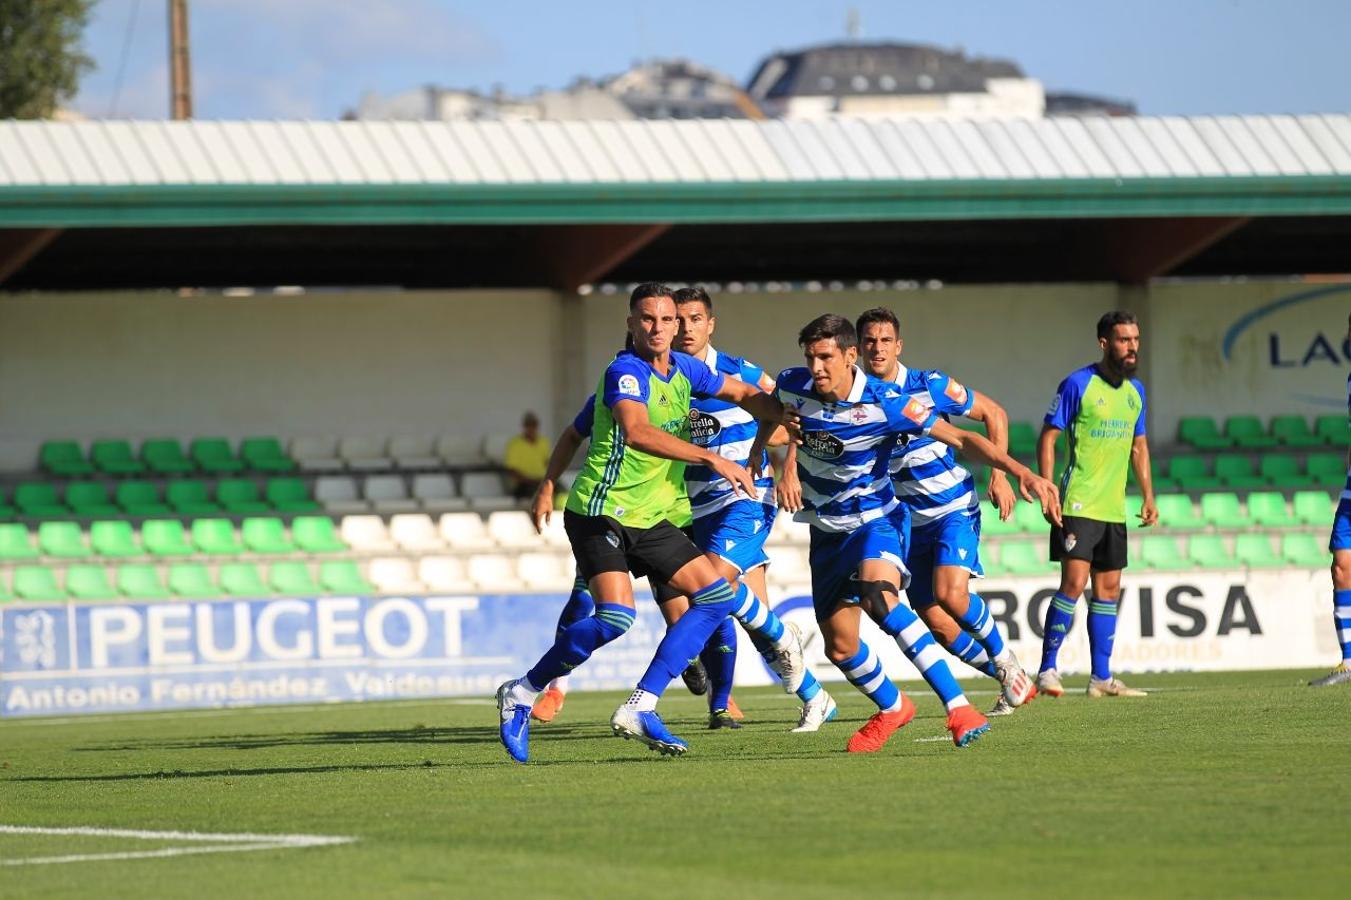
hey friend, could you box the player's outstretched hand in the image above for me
[711,456,757,498]
[530,484,553,534]
[1016,471,1061,527]
[776,467,803,513]
[987,473,1015,521]
[1139,497,1159,528]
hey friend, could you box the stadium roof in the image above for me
[3,115,1351,289]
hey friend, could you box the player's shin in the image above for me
[836,640,902,711]
[878,602,971,711]
[958,592,1007,660]
[1087,598,1120,680]
[523,603,635,696]
[632,580,740,703]
[1040,591,1078,673]
[700,616,738,713]
[945,630,997,677]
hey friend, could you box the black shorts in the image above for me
[1049,516,1128,571]
[564,510,702,590]
[646,526,696,604]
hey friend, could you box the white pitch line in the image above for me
[0,696,494,728]
[0,825,355,868]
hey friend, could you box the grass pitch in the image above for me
[2,670,1349,899]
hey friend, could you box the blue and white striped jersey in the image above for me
[776,365,938,533]
[684,346,775,519]
[886,364,978,527]
[1342,370,1351,503]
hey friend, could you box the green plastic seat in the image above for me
[217,478,271,514]
[1139,535,1188,571]
[292,515,348,552]
[165,479,221,515]
[1012,499,1050,534]
[999,540,1052,574]
[1306,453,1346,489]
[190,518,245,555]
[1187,534,1235,569]
[1178,416,1233,450]
[242,437,297,473]
[0,486,14,518]
[91,439,146,475]
[1293,490,1336,526]
[141,519,195,556]
[1282,533,1326,567]
[979,501,1019,537]
[1155,493,1205,530]
[40,440,96,477]
[1315,415,1351,448]
[115,481,171,517]
[15,482,70,518]
[0,523,38,560]
[1131,459,1177,493]
[269,561,319,595]
[65,481,121,517]
[0,572,11,601]
[265,478,320,513]
[117,564,171,599]
[1270,415,1324,448]
[1224,415,1279,449]
[1214,454,1265,489]
[1259,454,1314,488]
[1235,534,1283,569]
[14,565,65,601]
[38,521,91,558]
[319,560,375,594]
[1247,491,1298,527]
[141,438,196,475]
[90,520,141,557]
[219,562,267,597]
[241,517,294,554]
[1007,422,1038,458]
[66,564,115,600]
[168,563,222,598]
[1168,455,1222,491]
[191,437,246,474]
[1200,492,1249,529]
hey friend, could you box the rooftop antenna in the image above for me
[168,0,193,118]
[846,7,862,40]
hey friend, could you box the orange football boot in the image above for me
[846,693,916,753]
[726,696,745,720]
[530,687,566,723]
[946,704,990,747]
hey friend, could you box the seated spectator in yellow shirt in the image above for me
[504,412,551,500]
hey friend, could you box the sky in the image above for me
[70,0,1351,121]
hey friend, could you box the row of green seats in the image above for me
[40,437,296,477]
[0,516,347,560]
[0,478,318,519]
[1136,532,1325,570]
[1179,414,1350,450]
[980,490,1335,536]
[1152,452,1344,491]
[0,560,374,602]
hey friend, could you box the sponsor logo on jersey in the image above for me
[901,397,929,426]
[1047,394,1061,416]
[944,379,968,405]
[802,430,846,460]
[617,374,641,397]
[687,409,722,444]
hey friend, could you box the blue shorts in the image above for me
[808,517,910,621]
[692,499,776,576]
[1330,500,1351,552]
[904,508,984,609]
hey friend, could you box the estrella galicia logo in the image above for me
[802,430,845,460]
[687,409,721,445]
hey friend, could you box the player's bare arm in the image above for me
[1037,424,1061,482]
[930,420,1062,525]
[612,397,757,497]
[1130,434,1159,527]
[964,388,1015,520]
[531,424,584,533]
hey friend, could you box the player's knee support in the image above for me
[858,580,900,618]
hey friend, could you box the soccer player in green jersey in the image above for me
[495,282,784,763]
[1036,311,1158,698]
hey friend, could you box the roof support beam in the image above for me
[0,228,61,285]
[1103,216,1250,283]
[532,223,671,290]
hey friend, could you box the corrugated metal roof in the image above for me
[3,115,1351,187]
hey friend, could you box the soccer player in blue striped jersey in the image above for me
[757,314,1061,753]
[854,307,1037,716]
[673,286,837,731]
[1314,311,1351,688]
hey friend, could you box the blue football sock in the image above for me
[701,616,738,712]
[1088,597,1120,681]
[526,602,634,689]
[796,670,823,703]
[732,588,787,645]
[1335,589,1351,662]
[637,580,739,696]
[959,592,1006,660]
[554,573,596,638]
[1040,591,1078,673]
[879,602,969,710]
[836,640,901,712]
[946,630,997,678]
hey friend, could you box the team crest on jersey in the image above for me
[1063,533,1077,551]
[901,397,929,426]
[1127,394,1139,411]
[688,409,721,444]
[851,407,869,424]
[617,374,641,397]
[802,430,845,460]
[944,379,968,405]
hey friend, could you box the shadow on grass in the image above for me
[74,724,609,753]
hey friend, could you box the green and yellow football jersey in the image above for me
[1044,364,1147,523]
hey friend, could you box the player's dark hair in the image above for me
[629,281,673,310]
[798,314,857,351]
[855,307,900,338]
[1097,310,1138,340]
[672,285,713,314]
